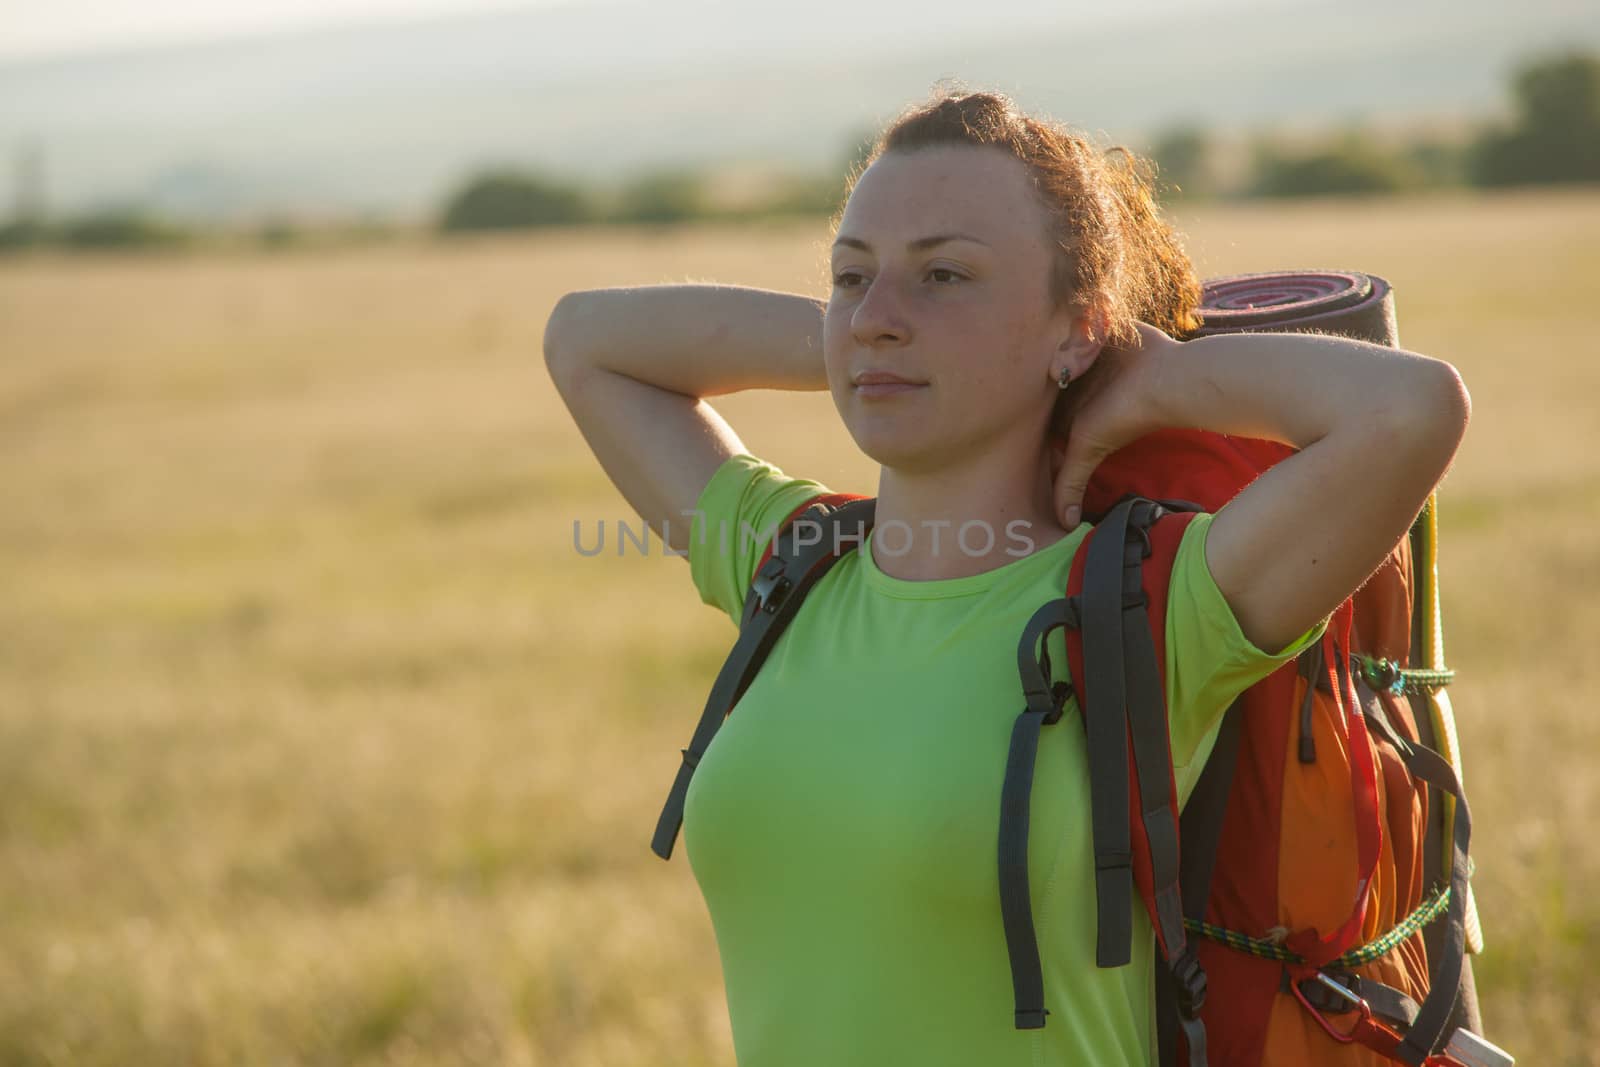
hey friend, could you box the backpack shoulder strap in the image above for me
[745,492,873,623]
[1001,497,1202,1041]
[649,492,873,862]
[1063,496,1209,1058]
[1157,696,1243,1066]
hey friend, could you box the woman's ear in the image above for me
[1054,311,1107,383]
[1087,305,1112,346]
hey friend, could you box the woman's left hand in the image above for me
[1050,320,1178,528]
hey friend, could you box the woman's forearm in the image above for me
[1148,330,1465,449]
[542,284,828,398]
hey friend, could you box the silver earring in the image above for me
[1056,367,1072,390]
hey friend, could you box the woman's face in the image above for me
[824,143,1071,473]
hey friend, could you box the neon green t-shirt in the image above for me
[682,453,1326,1066]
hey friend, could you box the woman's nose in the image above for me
[851,273,911,347]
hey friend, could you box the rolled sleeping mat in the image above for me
[1190,269,1399,348]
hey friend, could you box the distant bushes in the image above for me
[1152,126,1488,202]
[1471,51,1600,186]
[58,212,190,248]
[0,210,409,255]
[439,169,594,230]
[434,164,846,235]
[0,221,46,251]
[612,170,704,224]
[1150,50,1600,202]
[1249,132,1428,197]
[0,210,190,252]
[1147,124,1215,200]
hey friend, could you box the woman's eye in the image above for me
[831,268,963,288]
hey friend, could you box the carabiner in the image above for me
[1289,971,1371,1044]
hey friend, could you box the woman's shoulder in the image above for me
[687,452,836,625]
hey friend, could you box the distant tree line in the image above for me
[3,50,1596,253]
[434,165,849,232]
[0,210,403,254]
[429,48,1600,230]
[1150,50,1600,199]
[435,129,879,235]
[0,212,191,252]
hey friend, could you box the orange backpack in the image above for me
[1075,431,1480,1066]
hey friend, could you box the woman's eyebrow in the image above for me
[831,233,992,253]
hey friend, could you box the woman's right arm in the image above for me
[541,284,829,555]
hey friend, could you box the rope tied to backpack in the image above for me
[1182,882,1451,969]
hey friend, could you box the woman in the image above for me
[543,90,1470,1066]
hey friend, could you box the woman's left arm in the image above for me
[1054,324,1472,653]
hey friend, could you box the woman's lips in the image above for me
[854,381,925,397]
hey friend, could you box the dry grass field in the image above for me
[2,187,1598,1065]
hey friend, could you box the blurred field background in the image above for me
[0,186,1596,1065]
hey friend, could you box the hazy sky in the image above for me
[0,0,1262,63]
[0,0,575,61]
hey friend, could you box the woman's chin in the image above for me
[846,426,949,472]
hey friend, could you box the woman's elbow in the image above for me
[542,291,584,367]
[1395,359,1471,481]
[1423,359,1472,450]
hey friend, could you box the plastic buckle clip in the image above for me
[1134,521,1154,560]
[751,557,792,614]
[1172,949,1208,1018]
[1022,680,1071,726]
[1042,680,1071,725]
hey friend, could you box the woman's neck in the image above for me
[869,440,1072,582]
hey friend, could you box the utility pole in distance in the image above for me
[12,137,46,227]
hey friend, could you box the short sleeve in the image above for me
[686,452,833,627]
[1164,511,1329,805]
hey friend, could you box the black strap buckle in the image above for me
[1172,949,1208,1019]
[1014,1007,1050,1028]
[1043,680,1071,725]
[1022,680,1073,725]
[751,557,792,614]
[1133,521,1155,560]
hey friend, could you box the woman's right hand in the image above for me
[1050,321,1178,528]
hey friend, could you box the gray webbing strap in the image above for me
[998,689,1060,1028]
[1120,500,1188,957]
[1115,499,1208,1066]
[1156,699,1242,1067]
[1081,498,1137,967]
[649,498,873,861]
[1000,596,1082,1028]
[1353,673,1474,1065]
